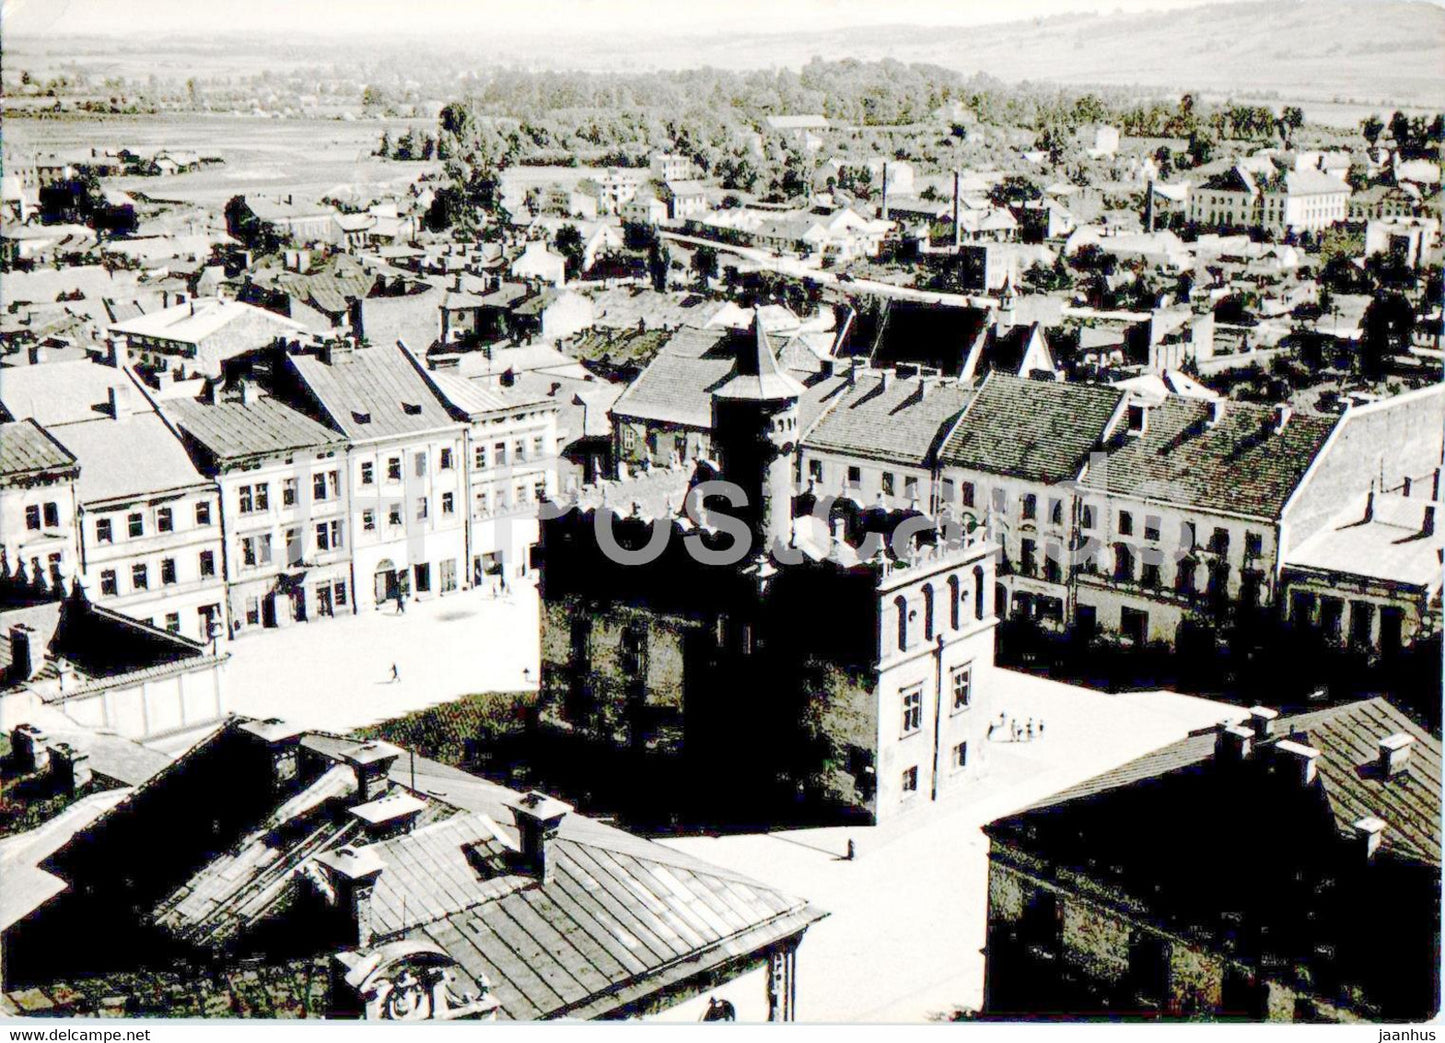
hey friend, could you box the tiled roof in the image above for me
[1013,698,1441,867]
[939,373,1125,484]
[1079,397,1337,519]
[0,419,77,478]
[288,345,460,441]
[803,374,974,467]
[166,394,347,464]
[713,320,805,402]
[610,327,756,429]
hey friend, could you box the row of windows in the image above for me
[98,550,216,596]
[134,604,221,637]
[360,495,454,532]
[243,581,349,626]
[895,568,988,652]
[22,502,62,530]
[95,501,212,543]
[239,471,340,514]
[475,436,549,471]
[1085,510,1265,559]
[240,521,346,569]
[359,448,458,487]
[899,665,973,737]
[899,741,969,797]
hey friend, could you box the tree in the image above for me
[1186,129,1216,168]
[1360,292,1415,380]
[554,223,585,278]
[691,244,719,286]
[1361,114,1385,147]
[376,130,392,158]
[648,241,672,291]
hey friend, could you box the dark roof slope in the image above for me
[803,374,974,467]
[167,394,347,465]
[939,372,1125,484]
[867,300,991,377]
[288,344,459,440]
[0,420,77,479]
[1080,397,1337,519]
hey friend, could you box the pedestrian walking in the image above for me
[1026,718,1034,741]
[1039,719,1046,738]
[845,838,856,861]
[1011,721,1021,742]
[390,663,400,683]
[398,594,407,614]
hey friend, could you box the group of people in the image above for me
[988,712,1044,743]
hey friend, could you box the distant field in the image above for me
[5,113,439,207]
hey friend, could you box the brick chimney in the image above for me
[107,384,129,423]
[50,742,92,795]
[1275,738,1320,786]
[343,741,402,803]
[315,845,386,947]
[1272,403,1292,433]
[1353,816,1386,862]
[8,624,37,683]
[10,723,50,773]
[348,791,426,840]
[507,791,572,885]
[1378,733,1415,778]
[237,718,305,792]
[1215,722,1254,763]
[1248,705,1279,740]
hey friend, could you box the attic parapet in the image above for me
[875,528,996,592]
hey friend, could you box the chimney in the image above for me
[507,791,572,885]
[28,344,47,365]
[1432,466,1441,501]
[1275,738,1321,786]
[880,162,890,220]
[1423,504,1435,538]
[10,723,50,773]
[49,742,92,796]
[107,384,129,422]
[1126,402,1149,437]
[1272,403,1292,433]
[952,170,962,250]
[1215,722,1254,763]
[343,740,402,803]
[879,369,890,391]
[1378,732,1415,778]
[238,718,305,791]
[1144,179,1156,233]
[1353,816,1386,862]
[238,380,257,407]
[1364,487,1375,523]
[1248,705,1279,740]
[1206,398,1225,428]
[315,845,386,948]
[348,791,426,840]
[8,624,37,682]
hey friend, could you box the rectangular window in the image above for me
[195,501,211,526]
[1144,516,1161,542]
[961,482,975,508]
[414,562,431,593]
[941,478,955,502]
[513,439,526,462]
[901,685,923,735]
[494,442,507,466]
[132,563,149,590]
[847,465,861,488]
[530,435,545,458]
[258,533,272,565]
[165,612,180,633]
[442,492,455,515]
[286,528,302,566]
[1245,530,1263,558]
[161,558,177,585]
[388,503,403,528]
[238,486,254,514]
[882,472,895,496]
[243,537,256,567]
[417,497,428,521]
[200,550,215,577]
[901,766,919,794]
[440,558,457,593]
[316,522,331,551]
[533,478,547,502]
[952,741,968,770]
[361,461,374,486]
[904,476,919,501]
[246,597,260,626]
[129,512,144,537]
[475,445,489,470]
[440,447,453,470]
[157,507,173,532]
[1210,527,1230,555]
[992,488,1007,514]
[1020,538,1037,577]
[25,505,40,530]
[1141,561,1161,588]
[1118,510,1134,536]
[415,451,428,477]
[313,472,328,501]
[100,569,118,596]
[43,502,60,528]
[255,483,269,510]
[1022,494,1037,520]
[283,478,298,506]
[1081,505,1095,530]
[334,581,348,607]
[951,664,972,711]
[362,509,376,531]
[97,518,113,543]
[387,457,402,482]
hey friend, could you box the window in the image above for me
[904,476,919,501]
[440,558,457,593]
[195,501,211,526]
[901,685,923,735]
[961,482,975,508]
[387,457,402,482]
[1081,505,1095,530]
[1118,510,1134,536]
[100,569,118,596]
[440,447,453,470]
[417,497,429,521]
[335,581,348,607]
[238,486,254,514]
[129,512,144,537]
[131,563,149,590]
[200,550,215,577]
[255,483,269,510]
[474,445,489,470]
[414,562,431,593]
[415,451,428,477]
[246,597,260,626]
[442,492,455,516]
[1141,561,1161,589]
[1144,516,1160,542]
[43,502,59,528]
[951,665,972,711]
[96,517,113,543]
[1020,538,1037,577]
[283,478,298,506]
[1022,494,1037,520]
[991,488,1007,514]
[165,612,180,633]
[157,506,173,533]
[882,472,895,497]
[1210,527,1230,555]
[388,504,403,527]
[847,465,861,488]
[312,471,332,501]
[1245,530,1263,558]
[941,478,955,502]
[952,742,968,770]
[1180,521,1196,550]
[361,461,374,486]
[533,478,547,502]
[161,558,177,585]
[1049,498,1063,525]
[901,766,919,794]
[494,442,507,466]
[513,439,526,462]
[1176,559,1197,595]
[362,509,376,532]
[1114,543,1134,582]
[530,435,545,458]
[316,520,342,551]
[25,505,40,530]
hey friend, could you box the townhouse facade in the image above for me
[1188,164,1350,235]
[0,420,80,597]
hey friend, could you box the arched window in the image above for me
[947,574,961,630]
[974,565,986,620]
[922,584,935,642]
[895,594,908,652]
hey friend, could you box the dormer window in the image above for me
[352,410,371,424]
[402,402,422,415]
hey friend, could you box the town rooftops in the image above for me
[46,413,210,504]
[245,196,339,223]
[1285,492,1444,591]
[939,372,1126,485]
[803,372,974,467]
[0,359,149,428]
[713,318,806,402]
[0,420,78,480]
[866,300,992,377]
[1079,396,1337,520]
[287,343,459,441]
[109,298,303,346]
[165,392,348,465]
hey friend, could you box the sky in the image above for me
[1,0,1252,38]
